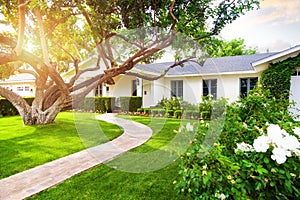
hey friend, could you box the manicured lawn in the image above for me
[28,116,192,200]
[0,112,123,179]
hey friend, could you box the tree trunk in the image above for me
[21,107,61,125]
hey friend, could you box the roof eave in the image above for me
[252,45,300,67]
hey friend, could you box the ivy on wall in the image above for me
[260,53,300,100]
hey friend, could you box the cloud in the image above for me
[258,0,300,25]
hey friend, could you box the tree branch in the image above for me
[13,0,30,56]
[34,7,50,65]
[17,69,38,79]
[169,0,177,32]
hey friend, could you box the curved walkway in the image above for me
[0,113,152,200]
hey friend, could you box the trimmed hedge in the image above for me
[150,108,166,116]
[183,110,200,119]
[174,110,182,119]
[166,109,174,118]
[0,97,34,116]
[119,96,142,112]
[79,97,115,113]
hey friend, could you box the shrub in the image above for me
[78,97,115,113]
[175,87,300,199]
[174,110,182,119]
[143,108,150,115]
[119,96,142,112]
[150,108,166,117]
[157,97,197,111]
[0,97,34,116]
[137,108,144,113]
[198,95,212,119]
[183,110,200,119]
[166,109,174,118]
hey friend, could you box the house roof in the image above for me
[252,45,300,66]
[0,73,35,83]
[133,52,277,76]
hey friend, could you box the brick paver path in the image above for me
[0,114,152,200]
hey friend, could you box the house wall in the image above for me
[109,75,139,97]
[219,73,262,102]
[142,80,153,107]
[0,82,35,97]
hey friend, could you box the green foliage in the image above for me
[176,87,300,199]
[198,96,228,120]
[261,54,300,100]
[0,97,34,116]
[166,109,174,118]
[174,110,182,119]
[157,97,197,111]
[150,108,166,117]
[119,96,142,112]
[183,110,200,119]
[137,108,144,113]
[78,97,115,113]
[203,38,257,57]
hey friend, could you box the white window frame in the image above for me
[203,79,217,99]
[171,80,183,98]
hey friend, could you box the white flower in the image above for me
[219,193,226,200]
[267,124,284,144]
[293,127,300,138]
[215,192,226,200]
[235,142,254,152]
[271,148,289,164]
[281,135,300,151]
[253,135,270,152]
[186,122,193,131]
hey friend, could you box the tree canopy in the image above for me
[0,0,260,125]
[204,38,257,57]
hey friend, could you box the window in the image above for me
[95,84,102,96]
[203,79,217,99]
[25,86,30,91]
[17,86,24,91]
[171,80,183,98]
[132,80,137,96]
[240,77,258,97]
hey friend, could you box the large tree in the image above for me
[203,38,257,57]
[0,0,259,125]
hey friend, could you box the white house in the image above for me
[80,45,300,112]
[0,73,36,96]
[1,45,299,118]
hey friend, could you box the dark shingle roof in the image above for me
[134,52,277,76]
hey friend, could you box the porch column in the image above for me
[102,84,107,97]
[136,78,143,97]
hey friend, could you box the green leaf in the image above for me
[263,157,269,164]
[256,165,268,175]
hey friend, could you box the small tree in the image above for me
[0,0,259,125]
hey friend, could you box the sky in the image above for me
[220,0,300,53]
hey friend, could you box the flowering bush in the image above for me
[175,88,300,199]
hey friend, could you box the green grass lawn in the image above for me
[0,112,123,179]
[28,115,192,200]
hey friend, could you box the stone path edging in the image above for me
[0,113,152,200]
